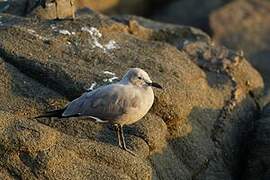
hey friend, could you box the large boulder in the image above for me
[210,0,270,91]
[0,12,263,179]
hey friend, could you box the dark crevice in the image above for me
[192,159,210,180]
[249,90,263,112]
[6,166,22,180]
[18,151,40,178]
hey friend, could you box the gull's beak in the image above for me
[148,82,163,89]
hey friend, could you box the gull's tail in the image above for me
[35,108,66,118]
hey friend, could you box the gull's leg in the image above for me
[119,125,127,149]
[114,124,123,148]
[119,125,136,156]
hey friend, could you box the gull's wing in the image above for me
[62,84,139,121]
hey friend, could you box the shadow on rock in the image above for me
[149,92,260,180]
[243,102,270,180]
[249,50,270,91]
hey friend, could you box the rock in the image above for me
[107,0,148,15]
[0,0,10,13]
[75,0,119,13]
[0,57,66,116]
[75,0,171,16]
[0,11,263,179]
[28,0,76,20]
[0,112,151,179]
[151,0,230,32]
[210,0,270,91]
[0,0,170,19]
[0,0,27,16]
[243,102,270,180]
[0,0,76,19]
[210,0,270,118]
[77,0,147,15]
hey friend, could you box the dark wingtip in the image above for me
[34,108,66,119]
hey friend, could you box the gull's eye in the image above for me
[138,76,143,80]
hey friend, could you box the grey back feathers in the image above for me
[62,68,156,125]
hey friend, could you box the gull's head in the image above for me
[121,68,162,89]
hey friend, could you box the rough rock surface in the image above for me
[210,0,270,92]
[30,0,76,20]
[244,102,270,180]
[0,11,263,179]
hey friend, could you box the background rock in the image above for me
[151,0,231,33]
[30,0,76,20]
[0,11,264,179]
[0,0,172,18]
[210,0,270,93]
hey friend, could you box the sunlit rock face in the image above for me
[210,0,270,92]
[0,10,264,179]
